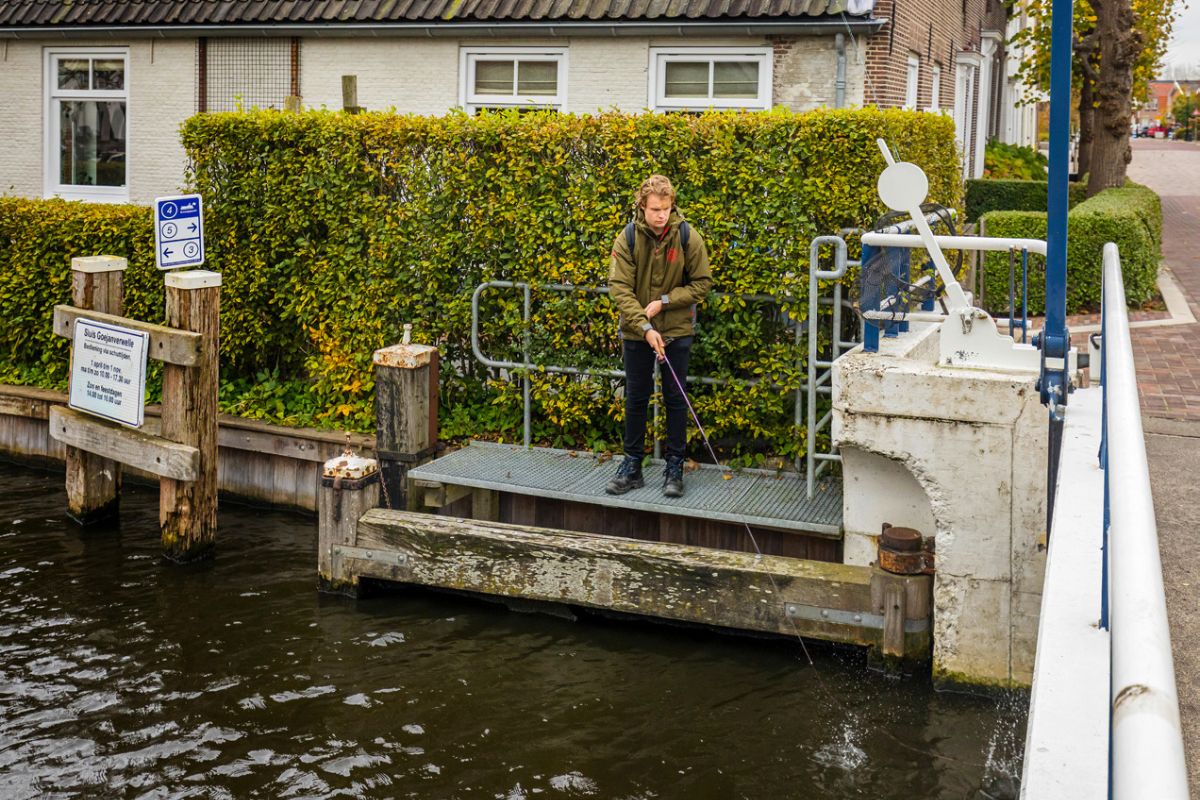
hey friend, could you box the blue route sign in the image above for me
[154,194,205,271]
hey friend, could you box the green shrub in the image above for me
[983,140,1048,179]
[965,178,1088,222]
[0,107,962,462]
[979,182,1161,314]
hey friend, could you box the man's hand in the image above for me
[644,299,663,319]
[645,329,666,359]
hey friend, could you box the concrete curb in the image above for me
[1143,416,1200,438]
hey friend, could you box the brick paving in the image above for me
[1126,139,1200,421]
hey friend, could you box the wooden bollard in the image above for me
[373,326,438,510]
[65,255,127,525]
[318,450,379,593]
[160,270,220,562]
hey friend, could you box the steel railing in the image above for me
[1099,241,1189,799]
[469,238,855,497]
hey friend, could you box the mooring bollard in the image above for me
[373,324,438,510]
[318,449,379,593]
[869,522,934,665]
[65,255,128,525]
[160,270,221,562]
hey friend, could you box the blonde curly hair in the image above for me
[636,174,676,208]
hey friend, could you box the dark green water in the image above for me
[0,462,1025,799]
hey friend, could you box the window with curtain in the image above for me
[45,48,129,201]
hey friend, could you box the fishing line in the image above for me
[658,354,988,770]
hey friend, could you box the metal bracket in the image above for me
[332,545,409,567]
[785,602,930,633]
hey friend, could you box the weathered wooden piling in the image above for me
[160,270,221,561]
[64,255,126,524]
[373,326,438,510]
[318,451,380,594]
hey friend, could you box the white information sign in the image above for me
[154,194,205,270]
[68,319,149,428]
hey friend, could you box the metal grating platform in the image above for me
[409,441,843,537]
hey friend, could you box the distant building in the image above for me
[0,0,1028,205]
[1135,79,1200,129]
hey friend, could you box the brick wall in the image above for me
[0,38,193,204]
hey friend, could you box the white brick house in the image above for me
[0,0,1030,204]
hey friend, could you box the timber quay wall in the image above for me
[0,383,372,512]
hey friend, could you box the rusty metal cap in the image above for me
[881,526,922,553]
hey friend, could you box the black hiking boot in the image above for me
[663,456,685,498]
[605,456,644,495]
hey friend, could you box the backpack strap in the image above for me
[625,222,636,261]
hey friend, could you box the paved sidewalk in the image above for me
[1126,139,1200,420]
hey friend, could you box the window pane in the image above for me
[57,58,90,90]
[713,61,759,98]
[474,60,514,95]
[517,61,557,96]
[93,59,125,90]
[59,101,126,187]
[664,62,709,98]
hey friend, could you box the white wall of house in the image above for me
[1,38,193,205]
[1,32,863,204]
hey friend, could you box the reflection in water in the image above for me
[0,463,1024,798]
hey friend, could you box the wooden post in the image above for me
[65,255,127,525]
[869,567,933,665]
[373,326,438,510]
[342,75,362,113]
[160,270,220,562]
[318,452,379,593]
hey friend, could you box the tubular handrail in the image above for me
[1101,242,1189,799]
[860,232,1048,256]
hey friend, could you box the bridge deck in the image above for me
[408,441,843,537]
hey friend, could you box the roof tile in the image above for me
[0,0,868,27]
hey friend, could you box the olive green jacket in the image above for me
[607,208,713,341]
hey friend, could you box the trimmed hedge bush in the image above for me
[0,107,962,461]
[979,182,1161,315]
[965,178,1088,222]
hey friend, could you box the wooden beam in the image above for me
[49,406,199,481]
[413,478,471,509]
[53,305,203,366]
[351,509,909,651]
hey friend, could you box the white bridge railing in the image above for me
[1101,242,1189,799]
[1022,242,1189,799]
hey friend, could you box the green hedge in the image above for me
[965,179,1088,222]
[0,107,962,462]
[979,182,1161,315]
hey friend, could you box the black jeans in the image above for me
[622,336,693,461]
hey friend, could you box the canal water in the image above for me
[0,462,1025,799]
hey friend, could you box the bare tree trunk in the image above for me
[1088,0,1142,196]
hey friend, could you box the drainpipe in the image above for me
[835,33,847,108]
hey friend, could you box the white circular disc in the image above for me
[877,162,929,211]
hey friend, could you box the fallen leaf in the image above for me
[684,459,700,473]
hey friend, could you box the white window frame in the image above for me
[459,46,567,113]
[928,64,942,112]
[905,53,921,111]
[43,47,131,203]
[649,47,773,112]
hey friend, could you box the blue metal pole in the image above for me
[1042,0,1074,405]
[862,242,880,353]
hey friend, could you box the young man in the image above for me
[605,175,712,498]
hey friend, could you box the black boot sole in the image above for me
[605,477,644,495]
